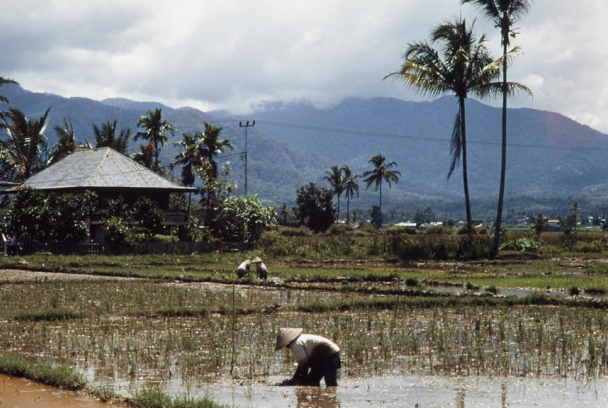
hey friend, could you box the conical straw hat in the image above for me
[275,328,302,351]
[252,256,263,263]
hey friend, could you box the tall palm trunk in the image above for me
[493,39,509,257]
[379,182,382,215]
[336,195,340,222]
[460,97,473,237]
[346,196,350,224]
[155,139,159,164]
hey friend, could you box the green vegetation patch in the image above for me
[129,386,229,408]
[0,354,86,390]
[14,308,87,321]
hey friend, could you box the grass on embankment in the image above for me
[14,308,87,321]
[0,354,86,390]
[297,291,608,312]
[0,354,229,408]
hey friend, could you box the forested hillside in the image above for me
[3,83,608,219]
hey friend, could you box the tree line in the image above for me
[0,80,276,245]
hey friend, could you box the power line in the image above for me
[251,119,608,152]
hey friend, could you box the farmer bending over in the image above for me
[236,260,251,278]
[275,328,341,386]
[252,256,268,279]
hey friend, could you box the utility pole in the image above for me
[239,120,255,196]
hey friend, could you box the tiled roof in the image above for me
[19,148,195,192]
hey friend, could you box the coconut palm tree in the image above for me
[93,120,131,154]
[363,154,401,221]
[341,165,361,224]
[0,77,17,105]
[0,107,50,181]
[171,124,234,187]
[50,117,80,165]
[385,18,513,236]
[133,142,155,170]
[198,123,234,180]
[171,133,200,187]
[462,0,532,256]
[323,165,344,221]
[134,108,175,167]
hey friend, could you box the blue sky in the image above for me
[2,0,607,133]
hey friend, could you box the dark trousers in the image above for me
[307,351,341,386]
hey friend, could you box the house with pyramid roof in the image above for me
[9,147,196,243]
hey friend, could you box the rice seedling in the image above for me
[129,385,229,408]
[93,384,118,402]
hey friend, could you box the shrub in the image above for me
[387,226,417,235]
[500,237,541,253]
[278,226,311,237]
[150,234,178,243]
[7,189,97,243]
[425,225,451,235]
[392,235,449,260]
[259,230,281,247]
[456,226,469,235]
[358,223,374,233]
[464,282,476,291]
[217,195,276,243]
[455,236,493,260]
[476,226,490,235]
[328,224,354,235]
[573,240,603,253]
[103,217,129,245]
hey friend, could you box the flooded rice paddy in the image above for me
[3,270,608,407]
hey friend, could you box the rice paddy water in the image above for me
[2,265,608,407]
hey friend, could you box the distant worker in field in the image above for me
[236,259,251,278]
[252,256,268,279]
[275,328,341,387]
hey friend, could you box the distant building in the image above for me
[395,222,417,228]
[547,220,561,231]
[419,222,444,230]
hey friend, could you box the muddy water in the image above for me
[97,374,608,407]
[0,374,108,408]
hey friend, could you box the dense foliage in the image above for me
[294,182,336,233]
[7,188,97,242]
[216,195,276,242]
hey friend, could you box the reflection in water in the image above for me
[89,374,608,407]
[455,382,465,408]
[296,386,340,408]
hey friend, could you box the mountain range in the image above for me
[2,83,608,220]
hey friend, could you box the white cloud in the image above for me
[2,0,608,132]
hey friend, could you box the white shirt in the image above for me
[287,334,340,364]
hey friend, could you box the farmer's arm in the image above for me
[292,361,309,383]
